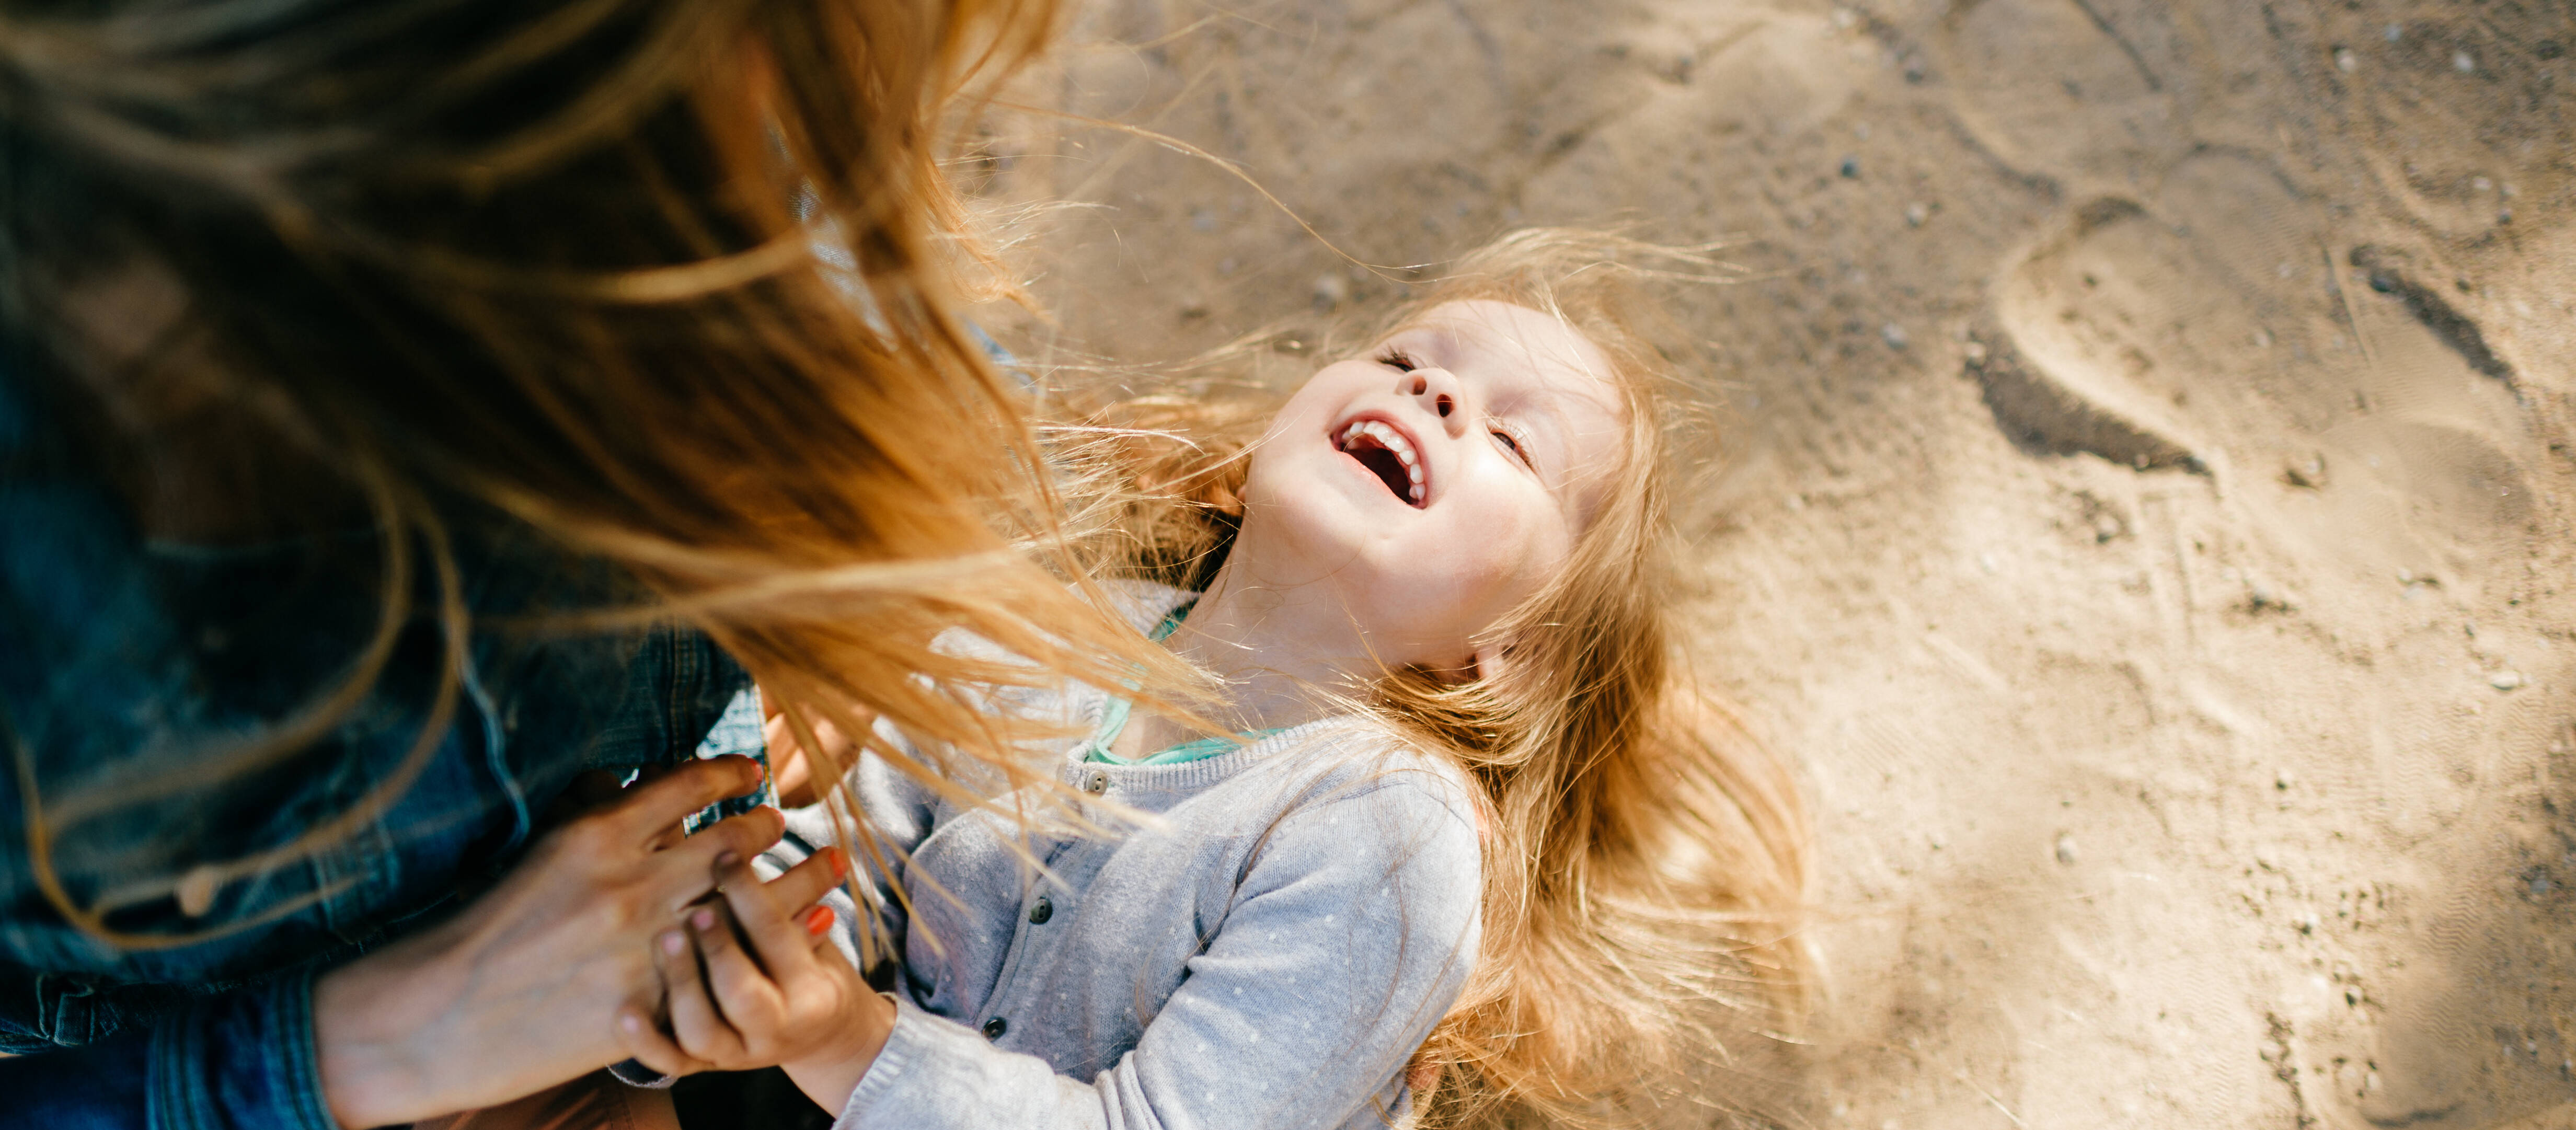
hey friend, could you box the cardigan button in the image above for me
[1028,896,1053,925]
[1082,769,1109,794]
[982,1016,1009,1040]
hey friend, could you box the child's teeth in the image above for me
[1341,420,1427,504]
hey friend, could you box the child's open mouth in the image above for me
[1335,419,1425,506]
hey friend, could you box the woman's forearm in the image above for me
[313,931,456,1127]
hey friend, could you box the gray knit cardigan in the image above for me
[766,584,1484,1130]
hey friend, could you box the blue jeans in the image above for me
[0,362,756,1127]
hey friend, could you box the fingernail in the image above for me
[803,905,834,937]
[660,930,686,956]
[620,1012,643,1034]
[825,847,849,881]
[715,851,740,868]
[692,908,717,931]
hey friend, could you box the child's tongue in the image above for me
[1342,434,1418,504]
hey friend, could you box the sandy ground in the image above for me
[965,2,2576,1126]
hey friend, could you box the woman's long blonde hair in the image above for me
[0,0,1194,946]
[1063,229,1812,1127]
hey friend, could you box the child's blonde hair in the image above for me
[1059,229,1812,1126]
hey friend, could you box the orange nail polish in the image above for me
[803,905,834,937]
[825,847,849,881]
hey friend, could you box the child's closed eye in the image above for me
[1490,422,1536,469]
[1376,348,1420,373]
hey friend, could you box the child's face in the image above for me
[1234,299,1629,675]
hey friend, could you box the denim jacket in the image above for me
[0,355,753,1127]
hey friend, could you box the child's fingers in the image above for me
[754,847,848,929]
[691,901,789,1040]
[808,904,843,954]
[659,917,747,1066]
[715,851,835,982]
[614,1004,712,1081]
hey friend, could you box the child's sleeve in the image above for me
[832,772,1485,1130]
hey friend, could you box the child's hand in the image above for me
[313,757,780,1127]
[613,848,896,1114]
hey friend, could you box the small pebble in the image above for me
[2284,453,2325,488]
[2296,912,2320,935]
[2454,51,2475,73]
[1311,272,1349,309]
[2385,23,2402,42]
[2054,834,2078,865]
[1839,156,1860,179]
[1905,201,1931,226]
[1881,322,1910,350]
[2491,671,2525,691]
[2336,48,2358,73]
[2275,769,2295,791]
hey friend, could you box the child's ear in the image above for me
[1469,643,1508,683]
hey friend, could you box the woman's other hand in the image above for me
[614,848,893,1115]
[760,691,873,809]
[312,755,780,1128]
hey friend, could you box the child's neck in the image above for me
[1107,562,1378,759]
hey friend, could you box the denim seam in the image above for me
[145,995,200,1130]
[458,653,530,855]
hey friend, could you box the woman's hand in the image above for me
[311,756,784,1128]
[614,850,895,1116]
[759,686,873,808]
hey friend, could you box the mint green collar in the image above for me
[1083,598,1284,767]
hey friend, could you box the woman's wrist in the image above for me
[312,930,455,1127]
[781,991,898,1116]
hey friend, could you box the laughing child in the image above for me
[615,229,1810,1129]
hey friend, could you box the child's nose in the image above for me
[1405,369,1467,433]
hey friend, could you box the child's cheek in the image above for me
[1442,500,1537,604]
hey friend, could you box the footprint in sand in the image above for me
[1974,148,2536,577]
[2341,11,2576,243]
[1937,0,2209,185]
